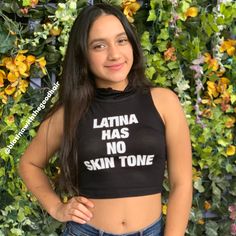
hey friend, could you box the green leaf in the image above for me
[157,28,169,40]
[145,66,156,79]
[0,25,16,54]
[194,178,205,193]
[22,0,31,7]
[147,9,157,21]
[205,221,219,236]
[226,163,233,173]
[167,61,179,70]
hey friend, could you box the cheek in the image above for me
[88,54,103,71]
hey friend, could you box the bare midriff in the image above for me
[86,193,162,234]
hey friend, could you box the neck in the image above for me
[95,79,129,91]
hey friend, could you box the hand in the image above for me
[53,196,94,224]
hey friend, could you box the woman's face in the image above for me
[87,14,133,90]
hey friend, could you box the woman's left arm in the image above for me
[152,88,192,236]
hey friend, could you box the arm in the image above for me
[152,88,192,236]
[18,107,94,224]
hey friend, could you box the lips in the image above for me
[105,62,124,71]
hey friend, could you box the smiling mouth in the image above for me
[105,63,124,70]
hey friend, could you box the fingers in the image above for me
[66,196,94,224]
[75,196,95,209]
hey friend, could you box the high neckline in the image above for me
[95,83,136,101]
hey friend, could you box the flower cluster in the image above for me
[0,50,46,103]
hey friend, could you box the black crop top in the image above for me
[77,85,167,199]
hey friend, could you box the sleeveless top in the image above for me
[76,85,167,198]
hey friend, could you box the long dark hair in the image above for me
[51,3,152,195]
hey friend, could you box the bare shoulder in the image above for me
[150,87,180,105]
[150,87,182,124]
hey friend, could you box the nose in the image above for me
[107,44,121,60]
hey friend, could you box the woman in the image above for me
[19,3,192,236]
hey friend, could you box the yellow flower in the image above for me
[50,26,62,36]
[5,58,17,72]
[0,91,7,104]
[26,55,36,64]
[204,201,211,210]
[36,57,47,75]
[226,145,235,156]
[208,58,219,71]
[217,77,230,93]
[0,70,6,87]
[192,167,201,181]
[13,89,22,100]
[207,81,219,98]
[185,7,198,18]
[7,71,18,83]
[197,219,205,225]
[162,204,167,215]
[123,0,141,23]
[19,79,29,93]
[225,117,235,128]
[5,85,16,95]
[204,53,211,63]
[15,54,26,65]
[17,61,29,77]
[6,115,15,124]
[202,108,212,118]
[204,53,219,71]
[219,39,236,56]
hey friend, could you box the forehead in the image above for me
[88,14,126,40]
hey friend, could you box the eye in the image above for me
[93,43,106,51]
[117,38,129,45]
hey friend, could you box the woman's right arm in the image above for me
[18,107,94,224]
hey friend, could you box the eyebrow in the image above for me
[88,32,128,46]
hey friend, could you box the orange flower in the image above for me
[219,39,236,56]
[164,47,177,61]
[204,201,211,210]
[185,7,198,18]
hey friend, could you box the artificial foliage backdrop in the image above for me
[0,0,235,235]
